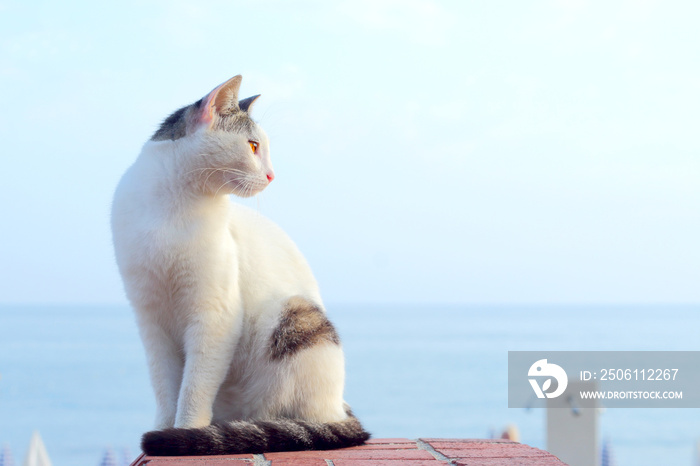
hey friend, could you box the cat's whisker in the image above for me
[203,169,220,187]
[184,167,211,183]
[219,169,251,177]
[185,164,227,176]
[247,179,262,199]
[214,178,235,197]
[241,179,255,199]
[188,167,265,199]
[184,167,223,186]
[184,167,217,176]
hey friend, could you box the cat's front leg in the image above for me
[138,319,183,429]
[174,307,242,428]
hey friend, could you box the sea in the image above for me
[1,304,699,466]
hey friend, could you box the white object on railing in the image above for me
[22,432,51,466]
[547,380,600,466]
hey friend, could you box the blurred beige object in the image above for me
[500,424,521,442]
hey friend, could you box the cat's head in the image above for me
[152,75,274,198]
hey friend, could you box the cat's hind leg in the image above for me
[266,296,349,422]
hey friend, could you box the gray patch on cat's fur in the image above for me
[151,96,258,141]
[214,111,256,134]
[269,297,340,360]
[151,104,193,141]
[239,95,260,113]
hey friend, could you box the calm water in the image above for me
[0,304,699,465]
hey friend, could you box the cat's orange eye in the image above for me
[249,141,258,153]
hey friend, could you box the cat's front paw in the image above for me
[174,411,213,429]
[154,410,176,430]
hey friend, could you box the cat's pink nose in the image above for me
[267,172,275,183]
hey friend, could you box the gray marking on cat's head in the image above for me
[213,111,256,135]
[151,79,262,142]
[151,102,258,142]
[238,94,260,113]
[151,104,193,141]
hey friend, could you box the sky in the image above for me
[0,0,698,305]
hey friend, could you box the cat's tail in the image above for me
[141,413,370,456]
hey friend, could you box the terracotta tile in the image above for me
[130,439,564,466]
[453,459,565,466]
[139,459,253,465]
[365,438,415,444]
[440,448,551,459]
[264,450,435,461]
[267,459,328,466]
[341,443,418,451]
[334,461,447,466]
[140,455,253,462]
[421,438,515,444]
[426,441,514,450]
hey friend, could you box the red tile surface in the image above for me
[423,440,516,449]
[453,459,566,466]
[340,443,418,451]
[131,452,254,465]
[334,461,447,466]
[442,448,552,458]
[420,438,516,444]
[260,460,327,466]
[427,440,565,466]
[364,438,416,444]
[264,449,436,461]
[135,459,253,465]
[130,438,567,465]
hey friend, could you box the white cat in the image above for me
[111,75,369,455]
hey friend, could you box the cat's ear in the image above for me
[198,75,243,124]
[238,95,260,113]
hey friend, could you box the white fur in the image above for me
[111,100,346,429]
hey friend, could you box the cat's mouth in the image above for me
[223,174,268,198]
